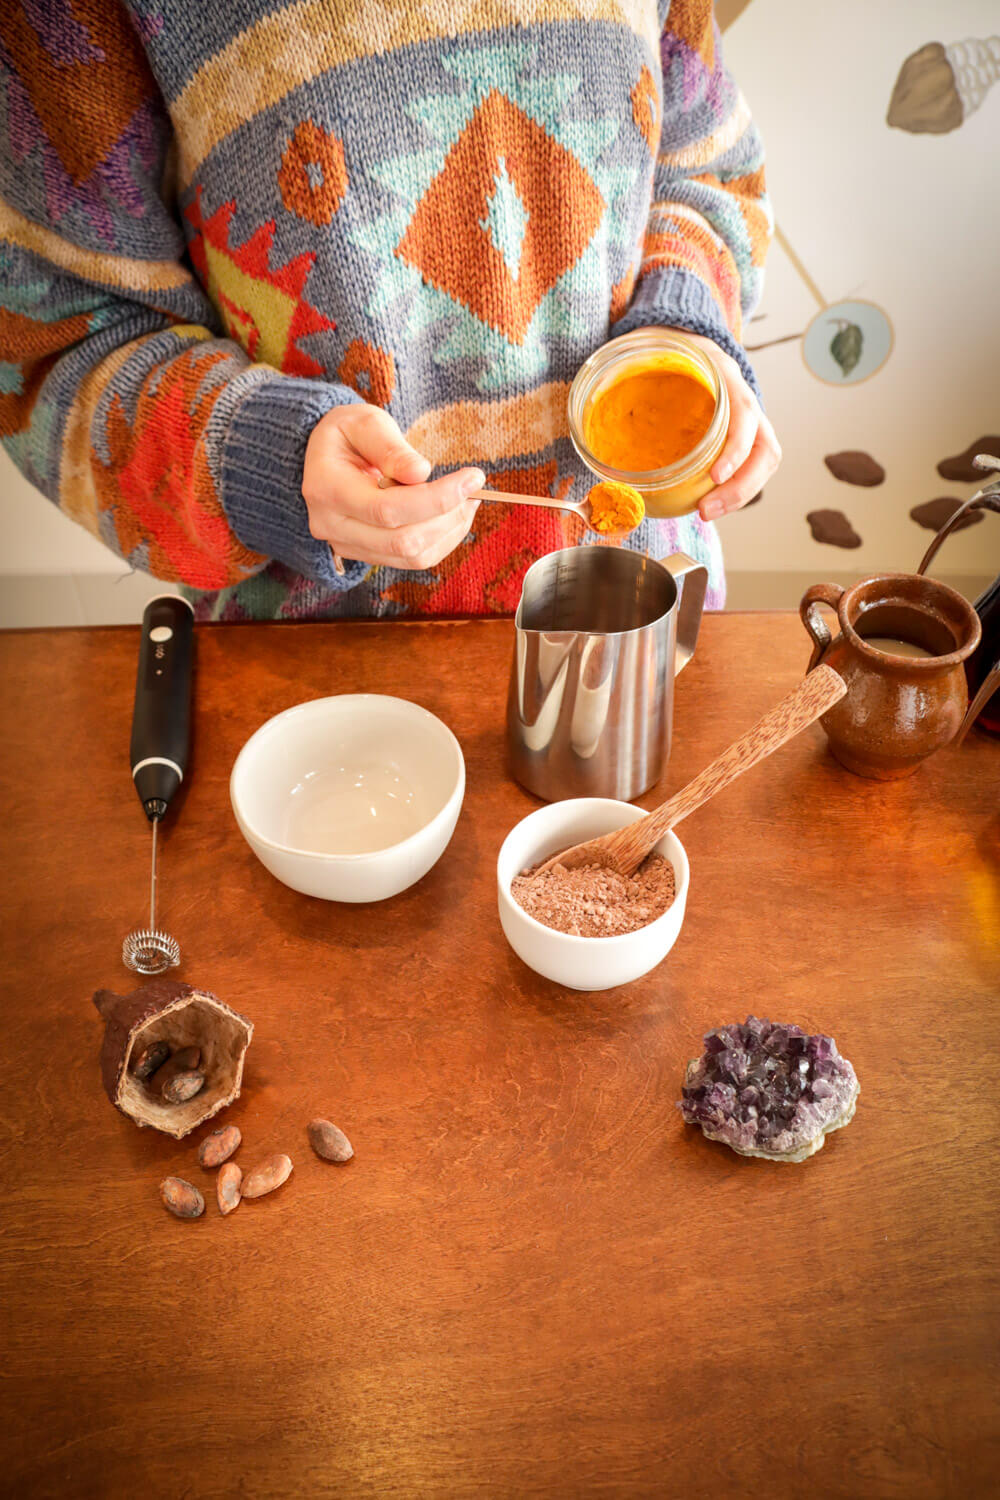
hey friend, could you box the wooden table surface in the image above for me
[1,613,998,1498]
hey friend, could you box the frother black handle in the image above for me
[130,595,195,820]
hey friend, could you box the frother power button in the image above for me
[149,625,173,643]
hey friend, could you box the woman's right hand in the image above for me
[302,404,485,570]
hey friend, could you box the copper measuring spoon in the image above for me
[530,665,847,879]
[332,481,644,572]
[475,484,643,539]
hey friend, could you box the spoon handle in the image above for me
[379,477,586,521]
[476,488,583,518]
[607,665,847,868]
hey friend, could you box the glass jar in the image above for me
[568,328,729,519]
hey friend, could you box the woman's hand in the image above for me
[303,405,485,569]
[660,327,781,520]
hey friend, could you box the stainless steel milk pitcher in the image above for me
[507,547,707,802]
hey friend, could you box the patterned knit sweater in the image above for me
[0,1,770,620]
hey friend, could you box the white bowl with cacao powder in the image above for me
[497,799,689,990]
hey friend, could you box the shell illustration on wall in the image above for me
[887,38,1000,133]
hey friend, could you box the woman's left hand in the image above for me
[661,327,781,520]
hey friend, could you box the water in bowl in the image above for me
[284,760,431,855]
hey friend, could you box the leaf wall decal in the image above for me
[829,320,863,377]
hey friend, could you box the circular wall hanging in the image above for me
[802,299,894,386]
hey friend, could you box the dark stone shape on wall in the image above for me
[824,451,885,486]
[807,510,862,548]
[936,438,1000,483]
[910,497,985,533]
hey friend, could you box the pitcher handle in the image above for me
[663,553,707,676]
[799,583,844,672]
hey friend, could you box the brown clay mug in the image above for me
[799,573,982,779]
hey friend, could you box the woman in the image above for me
[0,0,778,619]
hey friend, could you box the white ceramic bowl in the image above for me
[497,799,689,990]
[231,695,465,902]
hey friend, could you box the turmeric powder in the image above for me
[586,480,645,534]
[584,356,716,473]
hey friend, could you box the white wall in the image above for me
[0,456,181,625]
[720,0,1000,584]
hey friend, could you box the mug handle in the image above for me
[663,553,707,676]
[799,583,844,672]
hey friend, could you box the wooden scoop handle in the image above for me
[605,665,847,873]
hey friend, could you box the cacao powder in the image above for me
[241,1154,293,1199]
[130,1040,170,1080]
[308,1119,354,1163]
[160,1177,205,1219]
[198,1125,242,1168]
[217,1161,242,1216]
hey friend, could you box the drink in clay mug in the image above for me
[800,573,981,779]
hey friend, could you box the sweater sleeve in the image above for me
[0,2,364,592]
[613,0,772,397]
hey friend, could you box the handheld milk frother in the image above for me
[123,595,194,975]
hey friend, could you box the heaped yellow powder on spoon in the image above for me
[586,480,645,534]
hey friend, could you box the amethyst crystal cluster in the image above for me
[679,1016,859,1162]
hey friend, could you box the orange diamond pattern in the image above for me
[396,90,605,346]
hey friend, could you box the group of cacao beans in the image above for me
[131,1039,205,1104]
[160,1117,353,1220]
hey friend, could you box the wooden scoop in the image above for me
[531,665,847,879]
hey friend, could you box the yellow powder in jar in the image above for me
[586,481,645,534]
[584,356,716,473]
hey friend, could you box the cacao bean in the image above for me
[241,1153,293,1199]
[308,1119,354,1163]
[130,1039,170,1080]
[217,1161,242,1216]
[198,1125,242,1168]
[160,1177,204,1219]
[162,1069,205,1104]
[151,1046,205,1102]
